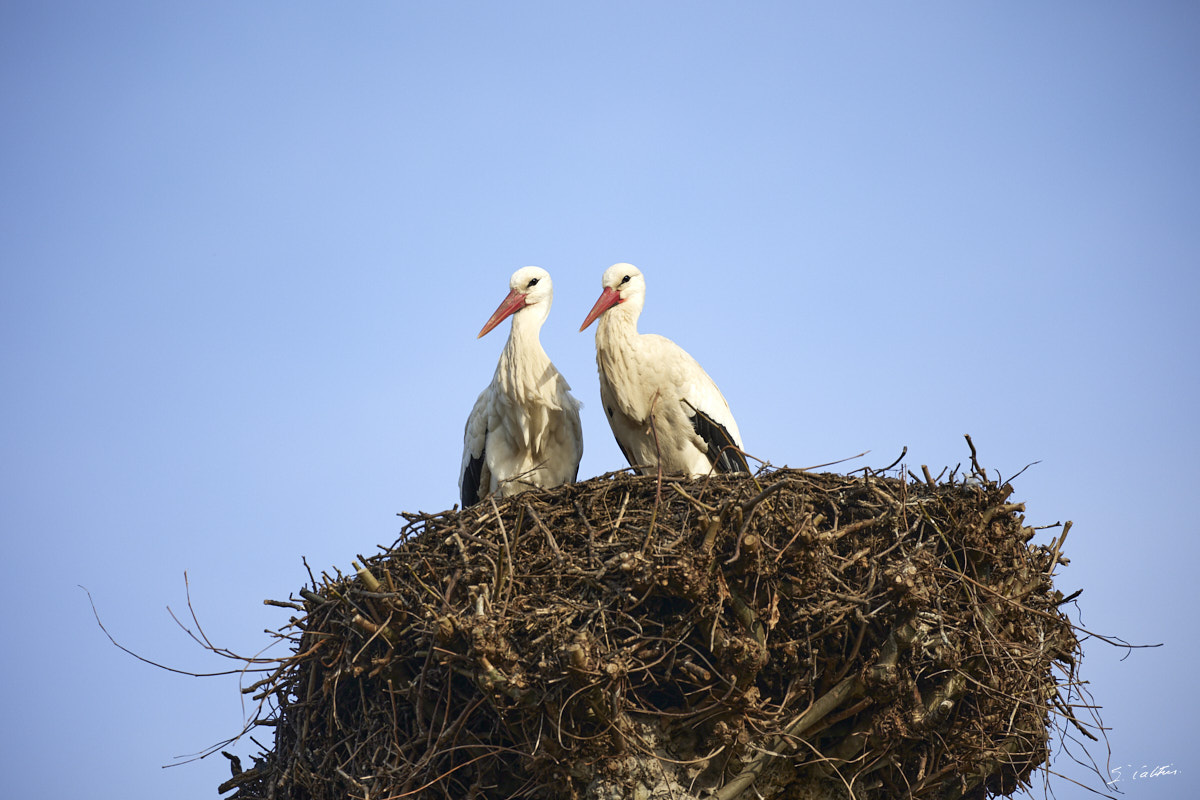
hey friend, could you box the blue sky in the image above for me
[2,3,1197,798]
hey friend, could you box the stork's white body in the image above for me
[460,268,583,507]
[581,264,748,478]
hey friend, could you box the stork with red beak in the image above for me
[460,267,583,507]
[580,263,749,477]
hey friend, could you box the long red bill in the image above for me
[579,287,622,331]
[477,288,527,338]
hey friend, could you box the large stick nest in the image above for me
[224,466,1085,800]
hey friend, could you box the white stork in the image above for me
[460,267,583,507]
[579,263,750,478]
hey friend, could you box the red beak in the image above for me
[477,288,527,338]
[579,287,622,331]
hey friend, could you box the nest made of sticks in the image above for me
[223,465,1087,800]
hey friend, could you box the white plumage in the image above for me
[460,267,583,507]
[580,263,749,477]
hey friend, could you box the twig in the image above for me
[964,433,986,480]
[524,502,562,559]
[880,446,908,472]
[489,496,513,610]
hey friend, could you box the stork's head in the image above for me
[580,263,645,331]
[478,266,553,338]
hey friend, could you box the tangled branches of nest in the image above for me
[224,466,1089,800]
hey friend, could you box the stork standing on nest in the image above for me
[580,263,749,478]
[460,267,583,507]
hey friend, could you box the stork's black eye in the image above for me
[620,275,630,284]
[527,277,539,288]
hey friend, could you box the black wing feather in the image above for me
[461,444,486,508]
[690,408,750,473]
